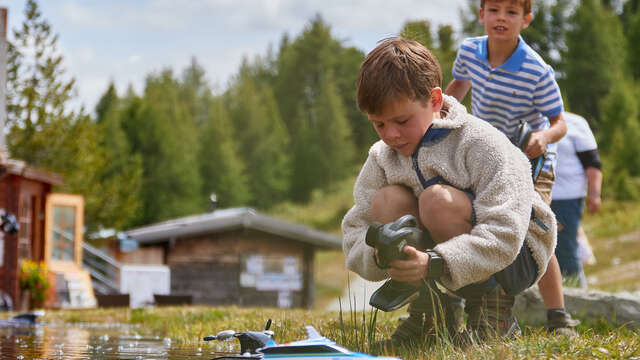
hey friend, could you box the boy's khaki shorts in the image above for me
[534,169,555,205]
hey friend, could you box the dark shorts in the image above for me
[448,190,539,297]
[453,240,540,298]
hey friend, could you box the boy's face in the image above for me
[479,0,532,42]
[368,88,443,157]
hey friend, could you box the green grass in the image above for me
[27,306,640,359]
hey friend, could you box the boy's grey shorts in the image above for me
[456,189,540,297]
[493,240,539,296]
[454,241,539,298]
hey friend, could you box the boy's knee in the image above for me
[371,185,419,223]
[419,185,472,228]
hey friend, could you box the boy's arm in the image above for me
[444,79,472,102]
[524,113,567,159]
[341,149,389,282]
[585,166,602,213]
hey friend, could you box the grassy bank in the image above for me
[36,306,639,359]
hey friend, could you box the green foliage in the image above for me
[625,8,640,80]
[226,63,291,208]
[199,98,252,207]
[123,70,203,225]
[400,20,434,49]
[92,84,143,230]
[273,16,362,201]
[521,0,570,71]
[459,0,484,37]
[562,0,626,127]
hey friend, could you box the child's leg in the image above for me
[534,170,580,335]
[370,185,420,224]
[370,184,464,349]
[418,184,473,243]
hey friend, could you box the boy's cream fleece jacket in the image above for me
[342,95,556,291]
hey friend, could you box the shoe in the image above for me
[369,279,421,312]
[547,310,580,336]
[372,281,459,353]
[464,285,521,342]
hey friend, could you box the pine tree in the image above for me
[124,70,203,224]
[625,8,640,80]
[436,25,457,91]
[562,0,626,127]
[400,20,434,49]
[226,63,291,209]
[273,16,361,200]
[200,97,252,208]
[459,0,484,37]
[6,0,139,231]
[92,84,143,230]
[7,0,75,161]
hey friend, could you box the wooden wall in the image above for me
[165,229,315,308]
[0,174,50,305]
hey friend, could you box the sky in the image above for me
[0,0,470,116]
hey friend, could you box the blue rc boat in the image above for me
[204,319,400,360]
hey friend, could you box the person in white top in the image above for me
[551,112,602,288]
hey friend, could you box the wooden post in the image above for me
[0,8,7,155]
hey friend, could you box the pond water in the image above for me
[0,322,234,359]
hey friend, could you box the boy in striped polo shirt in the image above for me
[445,0,579,335]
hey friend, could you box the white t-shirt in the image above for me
[551,112,598,200]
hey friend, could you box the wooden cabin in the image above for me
[0,158,94,308]
[121,208,342,309]
[0,159,62,305]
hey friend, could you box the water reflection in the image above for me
[0,321,225,359]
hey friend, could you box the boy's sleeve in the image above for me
[433,134,536,290]
[452,39,472,81]
[534,65,563,118]
[341,150,390,282]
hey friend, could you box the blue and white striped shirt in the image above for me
[452,35,563,172]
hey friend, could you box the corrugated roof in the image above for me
[124,207,342,249]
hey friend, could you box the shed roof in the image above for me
[2,159,63,185]
[125,208,342,250]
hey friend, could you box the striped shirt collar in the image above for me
[477,35,528,73]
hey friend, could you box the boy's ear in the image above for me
[521,13,533,29]
[430,87,443,113]
[478,7,485,25]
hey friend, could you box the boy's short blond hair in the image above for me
[481,0,532,14]
[356,37,441,115]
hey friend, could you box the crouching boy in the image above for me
[341,37,556,348]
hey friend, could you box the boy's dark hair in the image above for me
[356,37,441,115]
[481,0,532,15]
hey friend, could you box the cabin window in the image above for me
[51,205,76,261]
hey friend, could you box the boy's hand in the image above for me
[387,246,429,287]
[524,131,548,158]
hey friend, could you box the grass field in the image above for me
[37,306,640,359]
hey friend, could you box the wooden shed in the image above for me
[122,208,342,309]
[0,158,62,305]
